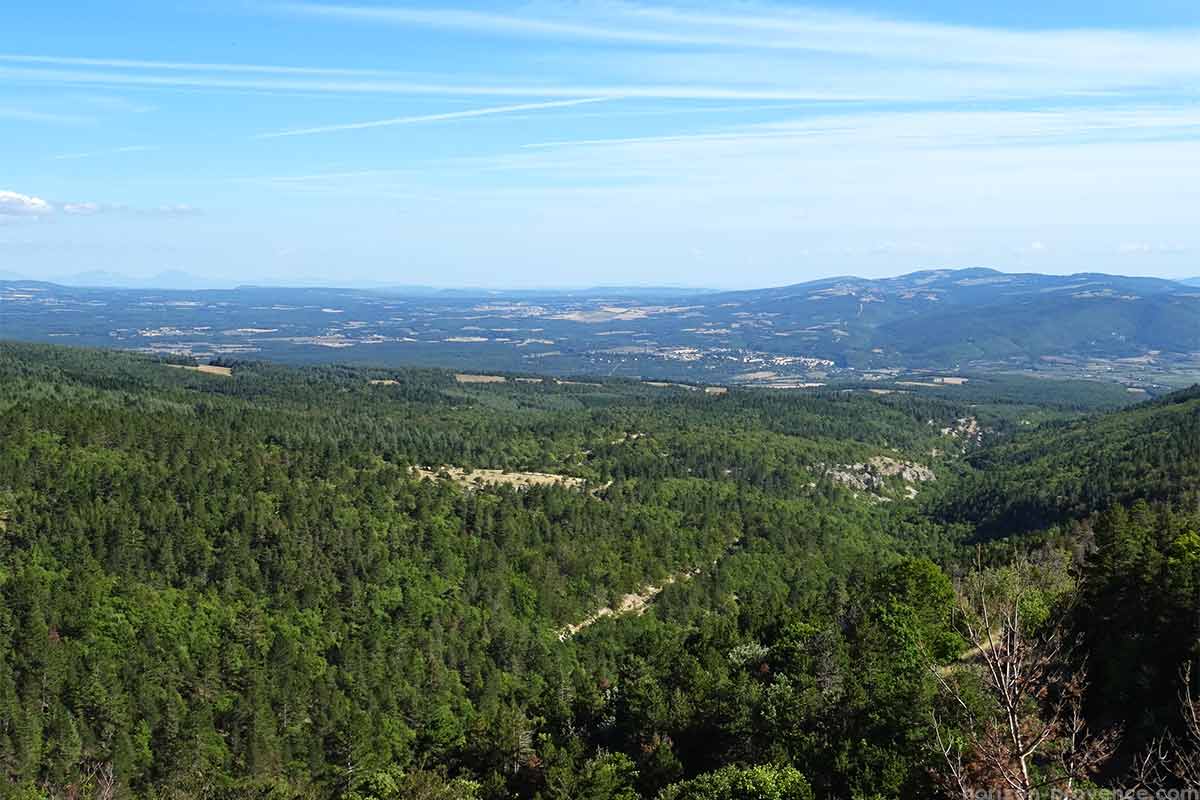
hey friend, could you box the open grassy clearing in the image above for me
[166,363,233,377]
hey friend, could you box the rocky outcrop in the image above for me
[824,456,935,499]
[941,416,984,445]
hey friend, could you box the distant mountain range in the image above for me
[1,269,720,297]
[4,265,1196,296]
[2,267,1198,384]
[0,270,235,290]
[691,268,1200,367]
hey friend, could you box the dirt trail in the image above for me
[557,574,691,641]
[557,538,742,641]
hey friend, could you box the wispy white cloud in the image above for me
[51,145,158,161]
[521,128,833,150]
[16,0,1199,108]
[619,3,1200,72]
[234,105,1200,201]
[0,190,53,216]
[277,2,787,49]
[0,64,877,101]
[1118,242,1188,256]
[255,96,618,139]
[516,106,1200,156]
[0,190,197,219]
[0,53,396,77]
[60,202,202,217]
[0,107,91,125]
[143,204,201,217]
[75,94,157,114]
[501,101,828,121]
[2,8,1197,127]
[280,1,1200,81]
[8,0,1196,107]
[247,168,426,184]
[278,1,1200,71]
[61,202,103,215]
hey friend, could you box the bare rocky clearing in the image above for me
[825,456,936,500]
[411,466,590,492]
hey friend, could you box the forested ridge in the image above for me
[3,341,1200,799]
[939,385,1200,535]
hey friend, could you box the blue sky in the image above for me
[2,0,1198,288]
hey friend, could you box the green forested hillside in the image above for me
[3,342,1200,800]
[0,343,973,799]
[877,293,1200,363]
[939,385,1200,535]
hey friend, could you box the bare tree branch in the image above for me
[926,559,1120,799]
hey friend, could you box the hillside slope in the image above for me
[939,385,1200,535]
[876,292,1200,363]
[697,269,1200,366]
[0,341,974,799]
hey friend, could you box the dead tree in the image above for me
[1128,663,1200,791]
[64,761,115,800]
[928,561,1120,799]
